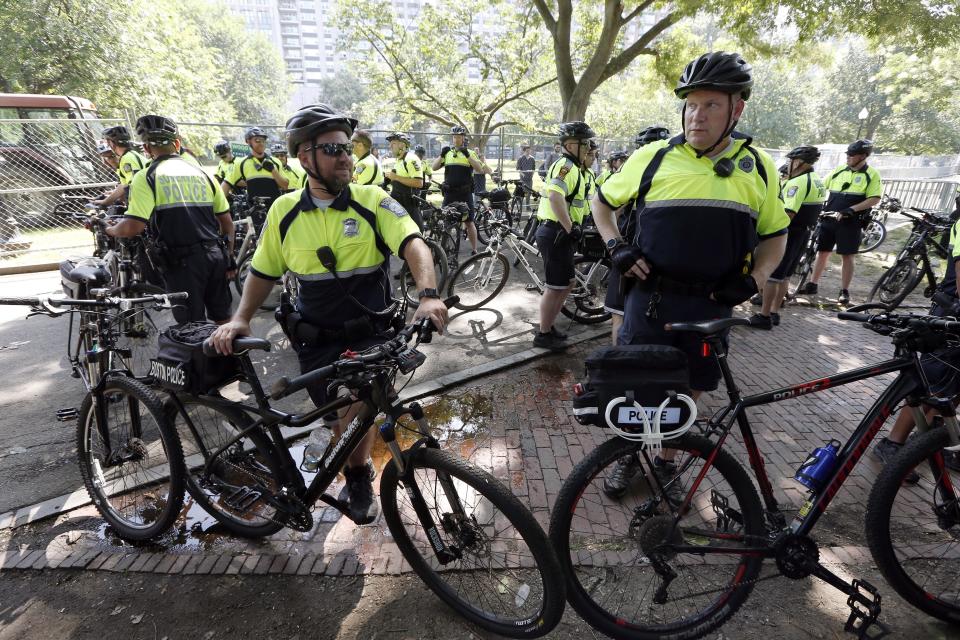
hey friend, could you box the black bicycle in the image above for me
[868,206,951,309]
[159,301,565,637]
[0,291,188,541]
[550,304,960,639]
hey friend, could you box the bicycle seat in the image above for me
[62,259,111,288]
[665,317,751,335]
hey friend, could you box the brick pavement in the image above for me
[0,305,920,576]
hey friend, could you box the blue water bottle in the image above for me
[794,439,842,491]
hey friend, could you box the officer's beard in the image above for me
[305,165,351,196]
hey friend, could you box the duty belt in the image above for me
[284,311,383,347]
[634,273,723,320]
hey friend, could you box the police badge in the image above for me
[786,185,799,198]
[382,197,409,218]
[343,218,359,237]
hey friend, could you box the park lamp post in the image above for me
[856,107,869,139]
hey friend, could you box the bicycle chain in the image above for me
[208,450,301,529]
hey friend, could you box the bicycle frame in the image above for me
[233,215,257,262]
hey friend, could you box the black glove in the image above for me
[838,207,855,220]
[567,223,583,242]
[610,243,645,275]
[712,274,759,306]
[440,146,451,158]
[227,256,238,271]
[459,147,470,157]
[260,158,276,172]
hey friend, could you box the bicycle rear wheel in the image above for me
[76,375,185,541]
[446,252,510,310]
[399,238,449,306]
[380,447,565,637]
[560,255,611,324]
[868,257,923,308]
[858,221,887,253]
[172,395,285,538]
[866,427,960,624]
[549,434,764,640]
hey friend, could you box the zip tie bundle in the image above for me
[603,394,698,454]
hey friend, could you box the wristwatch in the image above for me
[417,288,441,300]
[605,237,626,252]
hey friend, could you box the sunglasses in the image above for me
[305,142,355,157]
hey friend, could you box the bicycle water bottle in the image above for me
[794,439,841,491]
[301,426,332,473]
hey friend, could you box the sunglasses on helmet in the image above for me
[305,142,355,157]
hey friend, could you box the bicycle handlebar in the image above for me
[838,309,960,333]
[268,296,459,401]
[0,292,188,312]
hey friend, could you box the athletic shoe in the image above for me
[798,282,818,295]
[533,330,568,352]
[872,437,919,484]
[653,456,685,507]
[838,289,850,304]
[340,462,379,524]
[550,326,568,340]
[750,293,763,305]
[771,312,781,326]
[747,313,773,330]
[602,454,642,499]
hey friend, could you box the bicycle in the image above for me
[788,211,838,300]
[0,292,188,541]
[232,196,271,297]
[868,206,951,309]
[415,192,469,272]
[158,302,566,637]
[446,221,611,324]
[501,179,541,233]
[550,304,960,639]
[858,194,898,254]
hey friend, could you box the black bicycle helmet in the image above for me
[244,126,268,142]
[385,131,411,144]
[450,125,468,136]
[284,103,358,155]
[269,142,287,155]
[675,51,753,100]
[785,145,821,164]
[778,162,789,176]
[634,126,670,148]
[558,121,595,142]
[607,150,630,164]
[847,139,874,156]
[413,144,426,155]
[213,140,231,156]
[135,115,178,144]
[102,125,131,143]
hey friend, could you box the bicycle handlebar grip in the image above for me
[0,297,41,306]
[837,312,872,322]
[164,292,189,301]
[271,364,335,401]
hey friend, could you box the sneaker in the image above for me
[798,282,818,295]
[771,312,781,326]
[872,437,919,485]
[945,451,960,472]
[549,326,568,340]
[747,313,773,330]
[533,330,568,352]
[339,462,379,524]
[603,454,642,499]
[750,292,763,306]
[525,283,540,292]
[838,289,850,305]
[653,456,686,507]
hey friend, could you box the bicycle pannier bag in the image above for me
[152,322,242,394]
[60,257,112,298]
[572,345,692,432]
[487,187,510,210]
[579,228,606,260]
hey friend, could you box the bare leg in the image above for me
[759,281,779,316]
[333,402,376,469]
[539,285,573,333]
[810,250,832,285]
[611,313,623,345]
[466,220,479,252]
[840,254,855,290]
[773,281,790,313]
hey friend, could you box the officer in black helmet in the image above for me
[634,126,670,150]
[105,115,235,325]
[221,126,289,210]
[592,52,788,500]
[384,132,425,229]
[93,126,147,207]
[213,140,240,184]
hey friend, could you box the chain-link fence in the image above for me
[0,118,121,270]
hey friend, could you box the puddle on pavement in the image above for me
[92,392,494,551]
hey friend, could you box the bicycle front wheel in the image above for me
[173,395,285,538]
[866,427,960,624]
[76,375,185,541]
[549,434,764,640]
[380,447,565,637]
[560,255,611,324]
[858,221,887,253]
[446,252,510,310]
[868,257,923,307]
[399,238,449,306]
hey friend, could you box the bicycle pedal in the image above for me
[56,408,79,422]
[223,485,262,512]
[844,579,889,639]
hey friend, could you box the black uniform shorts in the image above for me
[603,267,625,315]
[919,303,960,398]
[620,289,732,391]
[816,218,861,255]
[770,225,813,281]
[163,245,232,324]
[295,335,390,408]
[534,221,576,289]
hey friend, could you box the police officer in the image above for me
[584,140,600,202]
[384,132,425,230]
[749,145,826,329]
[209,104,448,524]
[798,139,882,304]
[414,144,432,199]
[596,150,628,188]
[270,142,306,190]
[635,125,670,150]
[93,126,147,207]
[532,121,595,351]
[213,140,240,184]
[593,52,788,499]
[433,125,488,253]
[350,129,384,187]
[97,140,118,172]
[221,126,289,207]
[105,115,235,325]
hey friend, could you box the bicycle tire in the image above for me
[446,252,510,310]
[865,427,960,624]
[788,244,816,299]
[858,221,887,253]
[549,434,764,640]
[115,305,161,380]
[560,255,611,324]
[76,375,185,541]
[172,395,285,538]
[438,230,460,272]
[380,447,565,637]
[868,257,923,308]
[399,239,449,306]
[234,254,251,298]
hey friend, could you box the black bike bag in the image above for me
[152,322,242,394]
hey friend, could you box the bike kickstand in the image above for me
[811,564,890,639]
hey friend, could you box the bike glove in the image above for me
[567,224,583,242]
[440,146,451,158]
[838,207,855,220]
[610,244,645,275]
[227,256,238,271]
[260,158,276,172]
[712,274,759,306]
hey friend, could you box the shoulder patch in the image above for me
[738,156,754,173]
[558,165,570,179]
[381,197,409,218]
[786,185,799,198]
[122,163,132,172]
